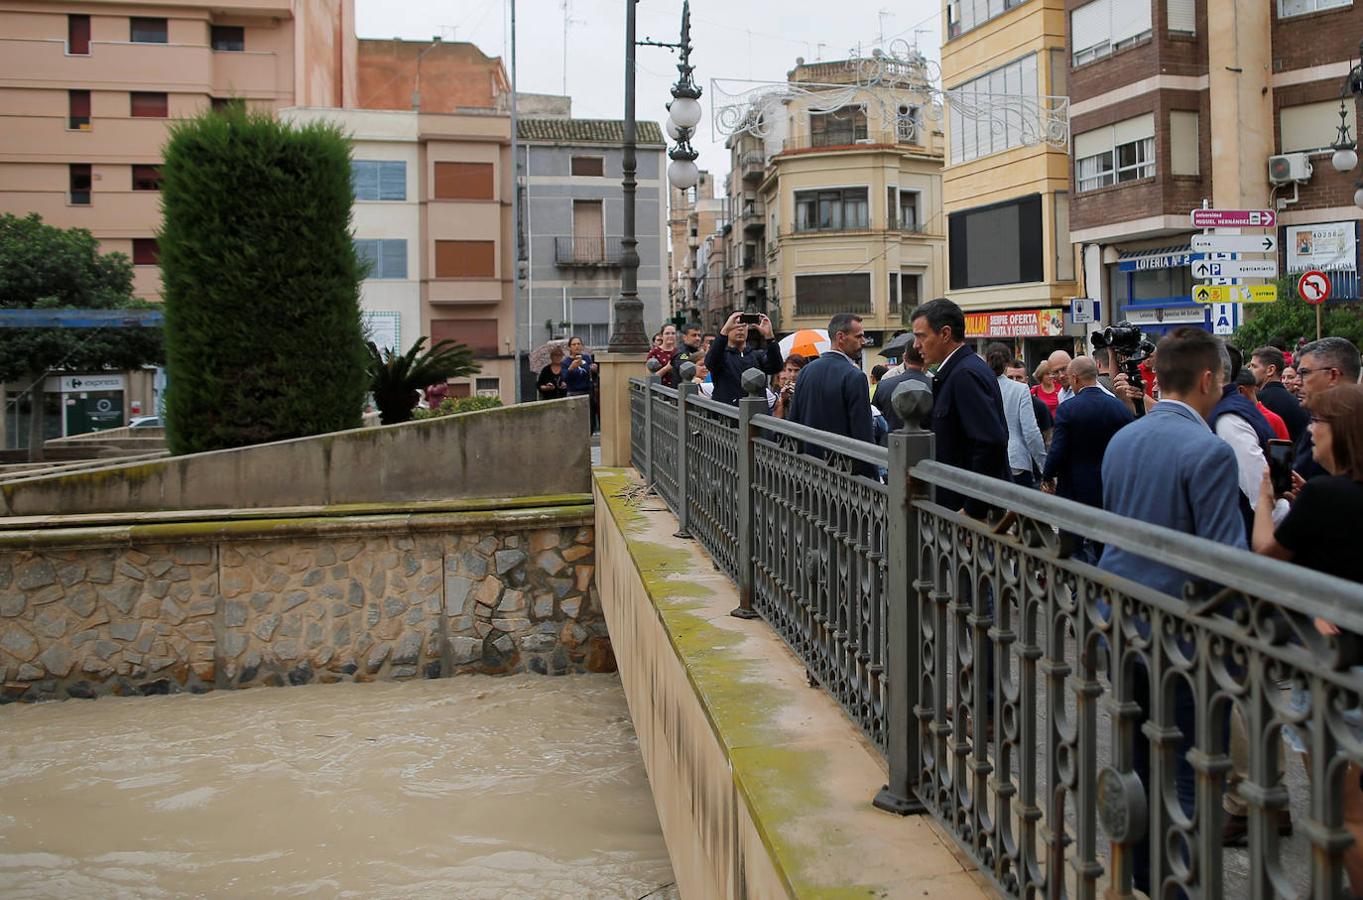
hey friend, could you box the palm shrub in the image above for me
[367,336,480,424]
[158,106,368,454]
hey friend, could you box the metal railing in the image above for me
[554,236,624,266]
[627,372,1363,899]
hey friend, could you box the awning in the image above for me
[1117,245,1195,272]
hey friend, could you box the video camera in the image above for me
[1090,320,1156,400]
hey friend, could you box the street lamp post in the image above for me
[608,0,701,354]
[1327,39,1363,208]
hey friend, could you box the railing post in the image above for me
[731,368,767,620]
[875,381,934,815]
[675,379,696,539]
[643,371,659,492]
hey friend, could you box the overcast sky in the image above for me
[355,0,942,177]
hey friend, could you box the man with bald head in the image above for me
[1055,348,1117,406]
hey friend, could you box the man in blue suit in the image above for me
[1098,326,1246,895]
[908,298,1007,517]
[788,313,875,472]
[1041,355,1133,562]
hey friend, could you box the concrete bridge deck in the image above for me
[594,468,994,899]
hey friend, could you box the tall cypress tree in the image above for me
[158,107,367,454]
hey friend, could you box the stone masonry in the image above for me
[0,513,606,702]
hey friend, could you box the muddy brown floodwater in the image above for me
[0,675,675,899]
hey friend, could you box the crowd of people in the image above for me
[646,298,1363,889]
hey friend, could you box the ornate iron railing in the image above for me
[628,379,647,470]
[626,374,1363,899]
[648,383,681,513]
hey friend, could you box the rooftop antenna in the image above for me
[816,41,827,61]
[913,27,931,55]
[438,25,458,41]
[878,8,894,49]
[560,0,580,95]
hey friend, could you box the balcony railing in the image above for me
[554,236,623,267]
[889,216,924,233]
[780,129,924,154]
[628,375,1363,900]
[739,152,766,181]
[793,294,872,318]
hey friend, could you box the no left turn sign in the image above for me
[1298,270,1332,305]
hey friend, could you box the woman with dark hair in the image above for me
[771,353,808,419]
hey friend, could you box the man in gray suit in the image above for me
[985,342,1046,486]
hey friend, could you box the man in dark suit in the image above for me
[1040,356,1133,562]
[872,343,932,433]
[704,311,783,405]
[1291,336,1361,481]
[1249,345,1309,443]
[788,313,875,453]
[908,297,1007,517]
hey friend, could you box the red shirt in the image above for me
[1258,402,1290,441]
[1032,383,1060,416]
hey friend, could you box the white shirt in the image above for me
[1058,382,1115,405]
[1213,414,1290,525]
[938,344,967,372]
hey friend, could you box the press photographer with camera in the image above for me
[704,310,784,405]
[1091,322,1155,416]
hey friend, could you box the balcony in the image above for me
[1,38,211,92]
[739,153,766,182]
[738,199,765,233]
[555,236,624,267]
[779,130,922,154]
[794,295,873,319]
[742,256,765,276]
[889,216,925,234]
[211,49,285,99]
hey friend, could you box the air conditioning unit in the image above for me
[1268,152,1313,185]
[855,138,876,144]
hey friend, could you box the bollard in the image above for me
[675,374,697,539]
[874,380,933,815]
[731,368,768,621]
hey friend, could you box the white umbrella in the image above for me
[778,328,830,360]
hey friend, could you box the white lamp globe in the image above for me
[1334,146,1359,173]
[668,96,702,130]
[668,158,700,189]
[665,117,682,141]
[1354,184,1363,209]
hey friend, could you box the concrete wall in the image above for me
[0,398,590,517]
[0,500,605,702]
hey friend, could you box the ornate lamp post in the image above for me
[609,1,702,354]
[1327,40,1363,209]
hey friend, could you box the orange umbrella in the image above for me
[778,328,830,360]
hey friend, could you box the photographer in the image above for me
[1092,322,1154,415]
[771,354,808,419]
[704,311,784,405]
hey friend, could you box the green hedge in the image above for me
[411,396,504,420]
[158,107,367,454]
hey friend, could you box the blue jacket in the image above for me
[928,346,1008,516]
[704,334,783,405]
[789,352,875,474]
[1042,385,1133,508]
[1099,400,1247,598]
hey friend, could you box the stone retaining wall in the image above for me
[0,504,605,702]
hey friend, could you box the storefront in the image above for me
[1109,245,1214,336]
[964,307,1074,372]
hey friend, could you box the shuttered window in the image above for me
[132,164,162,191]
[435,240,496,278]
[570,156,604,176]
[1168,0,1195,33]
[69,164,92,205]
[68,15,90,54]
[130,17,168,43]
[132,239,159,265]
[433,162,494,200]
[1074,114,1156,191]
[69,90,91,129]
[431,318,498,357]
[1072,0,1152,64]
[1281,100,1355,153]
[354,239,408,279]
[1170,111,1199,174]
[130,92,168,118]
[351,160,406,201]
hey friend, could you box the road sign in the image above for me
[1298,269,1332,305]
[1212,303,1241,336]
[1192,284,1279,304]
[1191,259,1279,279]
[1190,234,1278,253]
[1190,208,1277,228]
[1069,297,1097,324]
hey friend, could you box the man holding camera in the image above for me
[704,311,784,405]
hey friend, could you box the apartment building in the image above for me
[517,111,668,374]
[760,57,947,348]
[1066,0,1363,334]
[0,0,354,445]
[668,171,723,324]
[940,0,1078,364]
[724,131,771,323]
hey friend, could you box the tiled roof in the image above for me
[517,118,665,145]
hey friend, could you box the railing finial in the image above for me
[890,380,933,431]
[741,367,768,397]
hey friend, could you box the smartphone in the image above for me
[738,313,762,325]
[1267,439,1295,495]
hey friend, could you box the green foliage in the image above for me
[366,336,481,425]
[1232,274,1363,352]
[0,213,162,382]
[411,395,503,420]
[157,106,368,454]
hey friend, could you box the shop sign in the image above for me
[1118,251,1235,272]
[1123,308,1206,326]
[1287,222,1357,272]
[965,309,1065,338]
[45,374,126,393]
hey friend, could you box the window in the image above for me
[130,17,168,44]
[571,200,605,259]
[433,161,493,200]
[810,108,868,147]
[69,90,91,130]
[947,0,1027,39]
[1073,113,1155,191]
[69,164,91,205]
[68,15,90,55]
[132,238,159,265]
[211,97,244,114]
[351,160,406,201]
[353,239,408,279]
[579,324,610,347]
[474,377,501,397]
[1071,0,1153,65]
[897,190,920,230]
[947,194,1044,289]
[794,188,869,232]
[431,318,498,356]
[435,240,496,278]
[1170,110,1199,175]
[1168,0,1195,33]
[1281,100,1357,153]
[900,272,921,311]
[888,271,899,314]
[1278,0,1350,16]
[130,92,168,118]
[948,55,1039,165]
[132,164,162,191]
[794,273,872,317]
[570,156,604,176]
[211,25,244,51]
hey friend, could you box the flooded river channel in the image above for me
[0,676,674,899]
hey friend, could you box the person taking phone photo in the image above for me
[704,311,784,405]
